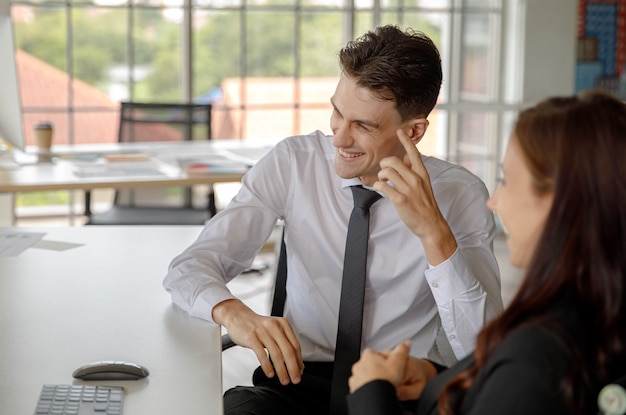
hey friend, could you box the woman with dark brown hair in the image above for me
[347,89,626,414]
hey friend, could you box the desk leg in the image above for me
[84,190,92,217]
[0,193,15,226]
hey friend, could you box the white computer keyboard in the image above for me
[34,384,124,415]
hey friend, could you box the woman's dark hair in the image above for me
[439,90,626,414]
[338,24,442,120]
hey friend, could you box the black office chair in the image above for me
[85,102,216,225]
[222,232,287,350]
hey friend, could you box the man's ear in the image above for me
[406,118,429,144]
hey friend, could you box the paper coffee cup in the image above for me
[34,122,53,153]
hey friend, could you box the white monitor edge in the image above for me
[0,9,25,152]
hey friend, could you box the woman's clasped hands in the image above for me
[349,340,438,401]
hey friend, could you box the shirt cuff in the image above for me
[424,248,476,295]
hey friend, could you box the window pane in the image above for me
[134,8,182,101]
[354,11,374,36]
[212,104,243,139]
[14,5,68,107]
[301,107,332,136]
[464,0,501,8]
[459,112,490,148]
[69,1,128,4]
[356,0,373,10]
[300,12,341,137]
[460,11,498,99]
[71,7,128,104]
[249,0,295,5]
[299,78,335,135]
[387,12,444,48]
[299,78,336,110]
[22,112,67,146]
[194,0,242,7]
[454,111,497,181]
[422,109,446,157]
[246,12,296,77]
[7,0,508,225]
[73,111,119,144]
[16,191,72,210]
[300,11,343,77]
[9,0,505,190]
[247,78,295,106]
[193,10,242,98]
[246,107,295,139]
[409,0,451,8]
[133,0,172,6]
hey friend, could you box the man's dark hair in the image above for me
[339,24,442,120]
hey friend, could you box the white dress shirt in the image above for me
[164,130,502,365]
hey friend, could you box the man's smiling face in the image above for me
[330,74,410,187]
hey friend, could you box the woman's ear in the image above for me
[407,118,429,144]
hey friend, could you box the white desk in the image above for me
[0,226,223,414]
[0,140,273,193]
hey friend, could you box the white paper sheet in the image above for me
[0,231,46,256]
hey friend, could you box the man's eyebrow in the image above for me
[330,98,380,129]
[356,118,380,129]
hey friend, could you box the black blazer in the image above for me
[347,320,622,415]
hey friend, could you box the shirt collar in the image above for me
[339,177,384,198]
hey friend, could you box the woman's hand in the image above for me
[395,354,438,401]
[349,340,438,401]
[349,340,411,392]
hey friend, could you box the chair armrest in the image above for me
[221,333,236,351]
[84,190,93,217]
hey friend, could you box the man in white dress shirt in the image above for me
[164,25,502,415]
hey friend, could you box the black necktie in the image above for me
[329,185,382,415]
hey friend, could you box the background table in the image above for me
[0,226,223,414]
[0,140,273,193]
[0,140,273,225]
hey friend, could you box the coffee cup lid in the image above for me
[34,121,53,129]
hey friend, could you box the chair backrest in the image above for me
[270,234,288,317]
[115,102,212,209]
[118,101,212,143]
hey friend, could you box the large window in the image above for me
[10,0,509,218]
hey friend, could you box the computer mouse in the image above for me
[72,360,150,380]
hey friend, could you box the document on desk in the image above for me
[219,145,274,166]
[33,239,84,251]
[178,155,250,175]
[0,231,45,256]
[71,157,174,178]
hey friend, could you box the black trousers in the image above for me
[224,361,418,415]
[224,361,334,415]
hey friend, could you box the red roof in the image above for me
[17,49,119,146]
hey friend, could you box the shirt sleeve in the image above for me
[425,181,503,359]
[162,141,292,323]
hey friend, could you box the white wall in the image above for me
[520,0,578,103]
[496,0,578,173]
